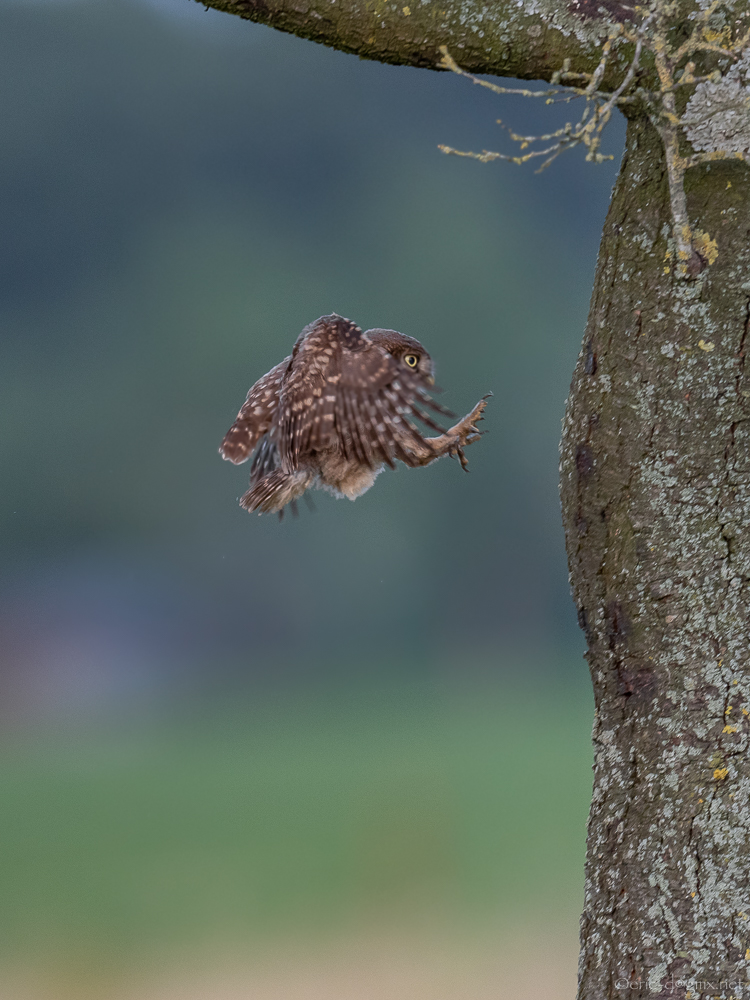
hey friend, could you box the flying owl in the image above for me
[220,314,489,516]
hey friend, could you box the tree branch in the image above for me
[198,0,644,83]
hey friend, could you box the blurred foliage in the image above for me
[0,2,606,987]
[0,675,592,971]
[0,0,624,667]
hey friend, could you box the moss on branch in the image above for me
[199,0,643,82]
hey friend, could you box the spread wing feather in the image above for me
[249,435,280,482]
[278,315,450,470]
[219,357,290,465]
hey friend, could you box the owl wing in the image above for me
[219,357,290,465]
[280,316,448,470]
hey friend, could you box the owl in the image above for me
[220,314,489,516]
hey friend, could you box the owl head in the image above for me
[365,329,435,384]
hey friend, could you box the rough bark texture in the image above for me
[560,114,750,999]
[200,0,656,83]
[193,0,750,995]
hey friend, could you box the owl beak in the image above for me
[426,375,435,385]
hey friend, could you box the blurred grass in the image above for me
[0,669,592,975]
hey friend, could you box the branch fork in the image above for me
[440,1,750,279]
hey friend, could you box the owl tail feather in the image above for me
[240,469,314,515]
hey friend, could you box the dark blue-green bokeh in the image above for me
[0,0,623,695]
[0,0,618,977]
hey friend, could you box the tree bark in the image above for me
[201,0,650,82]
[197,0,750,995]
[560,113,750,999]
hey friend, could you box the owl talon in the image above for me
[421,394,490,471]
[451,444,470,471]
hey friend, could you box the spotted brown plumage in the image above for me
[219,357,289,465]
[219,314,489,516]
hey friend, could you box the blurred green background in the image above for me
[0,0,623,994]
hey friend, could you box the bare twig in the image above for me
[439,1,750,278]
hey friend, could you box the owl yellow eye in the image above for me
[404,354,419,368]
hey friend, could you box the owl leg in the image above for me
[405,396,490,471]
[239,469,314,515]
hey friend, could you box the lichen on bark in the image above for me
[560,113,750,999]
[436,2,750,277]
[198,0,634,80]
[683,49,750,155]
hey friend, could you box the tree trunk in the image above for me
[560,111,750,999]
[197,0,750,994]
